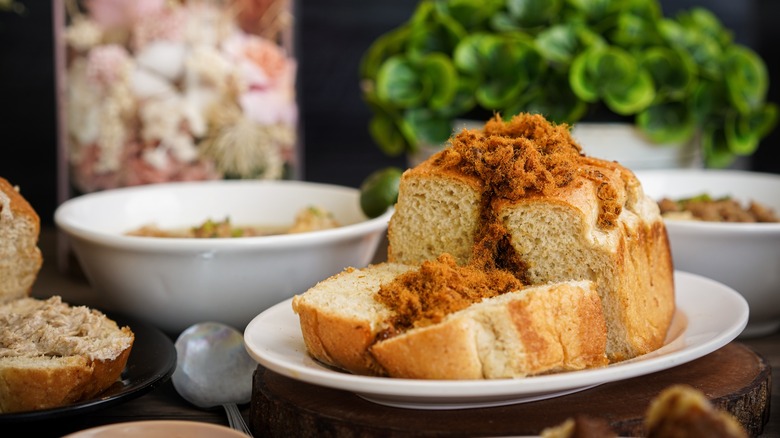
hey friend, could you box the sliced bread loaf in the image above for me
[292,260,608,379]
[0,296,135,413]
[387,114,674,362]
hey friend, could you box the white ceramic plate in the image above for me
[244,271,748,410]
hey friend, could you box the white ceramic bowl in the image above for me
[55,180,392,334]
[634,169,780,337]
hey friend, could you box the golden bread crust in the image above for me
[0,344,132,413]
[0,298,135,413]
[370,281,608,379]
[0,177,43,304]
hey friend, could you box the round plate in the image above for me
[0,312,176,422]
[244,271,748,410]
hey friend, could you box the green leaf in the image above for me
[725,112,760,156]
[570,46,654,113]
[752,102,780,138]
[659,18,723,79]
[360,26,412,80]
[369,114,409,156]
[404,108,453,145]
[407,9,466,58]
[505,0,563,28]
[723,45,769,114]
[610,11,662,48]
[701,127,735,168]
[567,0,621,22]
[439,75,479,117]
[376,56,424,108]
[434,0,503,31]
[535,23,604,65]
[569,49,600,102]
[454,33,542,109]
[604,69,655,115]
[725,105,779,155]
[640,47,696,101]
[674,7,732,47]
[453,33,494,75]
[419,53,459,109]
[504,71,588,123]
[690,80,728,124]
[636,102,695,144]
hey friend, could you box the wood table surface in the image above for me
[9,229,780,437]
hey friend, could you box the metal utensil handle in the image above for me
[223,402,253,436]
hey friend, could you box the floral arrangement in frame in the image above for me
[59,0,298,194]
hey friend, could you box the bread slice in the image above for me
[0,177,43,304]
[0,296,135,413]
[387,115,674,362]
[292,262,608,379]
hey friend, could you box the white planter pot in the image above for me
[571,122,702,170]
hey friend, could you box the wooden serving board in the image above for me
[249,342,770,437]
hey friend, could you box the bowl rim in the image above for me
[54,180,393,250]
[633,168,780,232]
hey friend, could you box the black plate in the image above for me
[0,312,177,422]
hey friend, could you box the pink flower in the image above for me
[242,36,289,84]
[86,44,131,88]
[223,33,292,88]
[132,5,188,50]
[239,88,297,126]
[85,0,166,29]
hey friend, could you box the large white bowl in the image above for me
[634,169,780,337]
[54,180,392,334]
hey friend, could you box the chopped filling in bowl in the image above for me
[126,206,340,238]
[658,194,779,223]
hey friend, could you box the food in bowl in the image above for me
[126,206,339,238]
[658,194,779,223]
[55,180,392,334]
[634,168,780,337]
[292,113,675,379]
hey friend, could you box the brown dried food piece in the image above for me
[645,384,748,438]
[540,415,618,438]
[375,253,524,332]
[658,195,780,223]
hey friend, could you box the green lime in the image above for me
[359,166,403,218]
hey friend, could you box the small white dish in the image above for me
[244,271,748,410]
[635,169,780,337]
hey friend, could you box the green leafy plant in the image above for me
[359,0,777,167]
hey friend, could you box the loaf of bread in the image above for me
[293,257,608,379]
[387,113,675,362]
[0,296,135,413]
[0,177,43,304]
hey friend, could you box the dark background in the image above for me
[1,0,778,226]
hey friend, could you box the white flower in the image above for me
[135,40,188,81]
[183,2,235,48]
[65,17,103,52]
[182,86,220,138]
[131,67,176,99]
[66,59,102,148]
[138,96,199,166]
